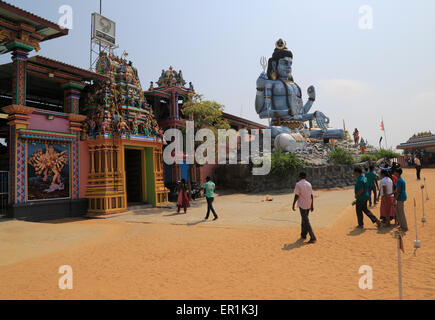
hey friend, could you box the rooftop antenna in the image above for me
[89,0,118,71]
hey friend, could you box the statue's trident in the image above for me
[260,56,268,73]
[260,57,271,126]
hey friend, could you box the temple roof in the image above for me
[28,56,109,82]
[223,112,267,130]
[397,132,435,150]
[150,66,194,91]
[0,1,68,41]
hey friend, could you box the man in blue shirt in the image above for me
[202,176,218,221]
[365,166,379,207]
[393,168,408,232]
[354,167,381,229]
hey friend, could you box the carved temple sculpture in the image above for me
[83,52,169,215]
[255,39,344,152]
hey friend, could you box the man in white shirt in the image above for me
[414,156,422,180]
[292,172,316,244]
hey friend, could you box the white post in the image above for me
[424,178,429,200]
[396,232,403,300]
[414,199,421,255]
[421,185,427,225]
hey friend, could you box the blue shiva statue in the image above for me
[255,39,344,148]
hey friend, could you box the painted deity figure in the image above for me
[353,128,360,146]
[28,144,68,192]
[359,137,367,154]
[255,39,344,148]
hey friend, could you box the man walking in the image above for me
[394,168,408,232]
[365,166,379,207]
[414,156,422,180]
[203,176,218,221]
[292,172,317,244]
[354,167,381,229]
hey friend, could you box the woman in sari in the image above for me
[177,179,190,214]
[379,170,395,225]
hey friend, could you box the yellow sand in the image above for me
[0,169,434,300]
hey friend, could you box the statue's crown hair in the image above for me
[275,38,287,50]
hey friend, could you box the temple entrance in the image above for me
[124,149,143,204]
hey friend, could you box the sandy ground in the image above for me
[0,169,434,300]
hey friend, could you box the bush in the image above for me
[270,151,304,176]
[374,148,400,160]
[359,154,377,163]
[329,147,355,165]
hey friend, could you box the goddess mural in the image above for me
[255,39,344,151]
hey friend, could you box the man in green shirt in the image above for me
[354,167,381,229]
[202,176,218,221]
[365,166,379,207]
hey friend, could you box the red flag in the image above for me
[380,121,385,131]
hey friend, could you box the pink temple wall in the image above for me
[79,140,89,198]
[28,114,70,133]
[201,164,216,182]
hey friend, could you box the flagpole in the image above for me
[382,117,388,149]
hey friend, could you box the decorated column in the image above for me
[9,44,33,106]
[69,114,87,200]
[2,105,35,204]
[63,82,85,114]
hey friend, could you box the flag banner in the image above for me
[380,121,385,131]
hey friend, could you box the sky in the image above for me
[2,0,435,150]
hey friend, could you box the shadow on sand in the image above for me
[282,239,309,251]
[347,228,366,236]
[377,224,396,235]
[164,212,186,217]
[186,219,208,226]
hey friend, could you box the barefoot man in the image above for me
[292,172,317,244]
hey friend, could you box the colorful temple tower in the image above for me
[83,53,169,215]
[144,67,196,185]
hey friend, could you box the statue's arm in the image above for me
[255,73,268,114]
[301,85,316,114]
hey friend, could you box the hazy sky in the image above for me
[2,0,435,150]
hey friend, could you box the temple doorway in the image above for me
[124,149,144,204]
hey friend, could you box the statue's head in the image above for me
[267,39,293,81]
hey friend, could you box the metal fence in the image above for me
[0,171,8,217]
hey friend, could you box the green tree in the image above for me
[270,150,305,176]
[329,147,355,165]
[181,94,231,196]
[374,148,400,160]
[182,94,230,134]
